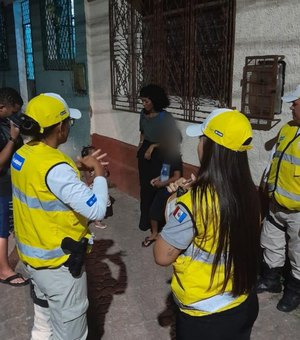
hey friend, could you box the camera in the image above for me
[9,111,25,128]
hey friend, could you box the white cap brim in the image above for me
[186,123,204,137]
[282,93,299,103]
[70,108,82,119]
[186,108,233,137]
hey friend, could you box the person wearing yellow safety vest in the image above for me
[10,93,108,340]
[257,85,300,313]
[154,109,261,340]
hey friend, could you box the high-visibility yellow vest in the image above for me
[171,191,247,317]
[268,122,300,210]
[11,141,89,268]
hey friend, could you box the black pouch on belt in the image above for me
[61,237,88,278]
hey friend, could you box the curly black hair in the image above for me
[0,87,23,106]
[140,84,170,112]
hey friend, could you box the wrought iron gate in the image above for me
[109,0,235,121]
[40,0,76,70]
[0,2,9,70]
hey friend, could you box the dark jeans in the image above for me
[176,291,259,340]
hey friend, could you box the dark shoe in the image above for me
[257,263,282,293]
[277,275,300,312]
[256,277,282,294]
[277,290,300,312]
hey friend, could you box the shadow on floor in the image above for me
[158,292,177,340]
[86,239,127,339]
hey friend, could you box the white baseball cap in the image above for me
[282,85,300,103]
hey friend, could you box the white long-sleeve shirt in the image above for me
[46,163,108,221]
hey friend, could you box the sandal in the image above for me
[0,273,30,287]
[142,236,156,247]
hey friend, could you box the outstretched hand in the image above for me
[76,148,109,177]
[167,173,196,194]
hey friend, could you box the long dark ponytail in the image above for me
[192,138,261,296]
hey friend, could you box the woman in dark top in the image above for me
[137,84,179,232]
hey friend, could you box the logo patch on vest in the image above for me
[173,206,187,223]
[11,153,25,171]
[86,194,97,207]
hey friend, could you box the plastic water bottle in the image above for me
[160,163,170,182]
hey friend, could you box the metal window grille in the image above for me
[0,3,9,71]
[109,0,235,122]
[40,0,76,70]
[241,55,285,130]
[21,0,35,80]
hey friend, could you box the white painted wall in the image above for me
[85,0,300,185]
[233,0,300,183]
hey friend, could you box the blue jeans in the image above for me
[0,196,13,238]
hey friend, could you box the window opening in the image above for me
[40,0,76,70]
[21,0,35,80]
[109,0,235,121]
[0,2,9,70]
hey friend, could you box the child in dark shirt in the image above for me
[142,133,183,247]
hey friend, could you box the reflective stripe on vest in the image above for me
[13,185,69,211]
[268,183,300,202]
[267,124,300,210]
[173,291,235,313]
[16,238,65,260]
[274,150,300,165]
[183,243,226,265]
[176,244,234,312]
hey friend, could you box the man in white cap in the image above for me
[257,85,300,312]
[11,93,109,339]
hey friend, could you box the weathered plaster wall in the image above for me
[86,0,300,185]
[233,0,300,183]
[85,0,139,148]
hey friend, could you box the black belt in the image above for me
[26,261,69,271]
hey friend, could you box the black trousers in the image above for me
[137,143,162,231]
[176,291,259,340]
